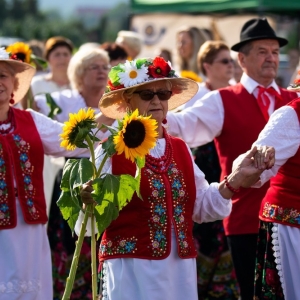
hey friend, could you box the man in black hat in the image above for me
[167,18,299,299]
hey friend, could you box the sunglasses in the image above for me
[214,58,234,65]
[133,90,172,101]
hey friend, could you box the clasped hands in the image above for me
[232,145,275,189]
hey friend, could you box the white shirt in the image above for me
[167,73,291,148]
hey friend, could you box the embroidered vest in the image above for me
[99,135,197,261]
[260,98,300,228]
[0,108,47,229]
[217,84,297,235]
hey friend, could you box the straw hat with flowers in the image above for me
[99,56,199,119]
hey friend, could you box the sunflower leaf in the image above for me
[102,135,117,156]
[99,124,118,135]
[135,157,145,199]
[45,93,62,119]
[72,158,95,188]
[60,159,78,191]
[57,190,81,232]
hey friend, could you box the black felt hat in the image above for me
[231,18,288,52]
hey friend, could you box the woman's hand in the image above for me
[80,180,96,209]
[253,145,275,170]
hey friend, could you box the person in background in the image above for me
[230,50,243,84]
[179,40,239,299]
[77,56,270,300]
[176,26,210,77]
[78,42,101,52]
[27,39,46,75]
[0,47,90,300]
[115,30,143,60]
[34,47,111,300]
[166,18,299,299]
[31,36,73,96]
[156,48,173,64]
[100,42,128,67]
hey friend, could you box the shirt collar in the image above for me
[240,72,281,94]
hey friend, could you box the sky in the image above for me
[38,0,129,15]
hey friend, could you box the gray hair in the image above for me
[67,48,110,90]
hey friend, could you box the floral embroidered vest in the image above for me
[0,108,47,229]
[260,98,300,228]
[217,84,297,235]
[99,135,197,261]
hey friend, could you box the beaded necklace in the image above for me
[145,128,173,173]
[0,107,15,135]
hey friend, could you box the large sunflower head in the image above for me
[113,109,158,162]
[6,42,32,64]
[60,108,97,150]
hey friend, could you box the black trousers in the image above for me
[227,234,258,300]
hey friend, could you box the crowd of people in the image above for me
[1,17,300,300]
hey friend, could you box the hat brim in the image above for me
[0,59,35,103]
[231,36,288,52]
[99,77,199,119]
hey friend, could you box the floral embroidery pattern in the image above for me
[13,134,39,220]
[99,237,137,256]
[168,163,191,256]
[262,202,300,225]
[0,144,10,226]
[147,161,191,257]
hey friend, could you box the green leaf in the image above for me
[135,58,148,68]
[57,190,81,231]
[45,93,62,119]
[72,158,95,188]
[102,135,117,156]
[108,65,123,85]
[135,156,145,199]
[99,124,118,135]
[31,54,48,69]
[60,159,78,191]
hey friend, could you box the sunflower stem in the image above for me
[85,135,97,177]
[96,152,109,178]
[91,208,97,300]
[62,205,90,300]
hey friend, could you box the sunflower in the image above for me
[118,60,149,87]
[113,109,158,162]
[6,42,32,64]
[180,70,202,83]
[60,108,97,150]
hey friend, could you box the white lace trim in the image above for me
[102,261,109,300]
[271,223,285,292]
[0,279,41,294]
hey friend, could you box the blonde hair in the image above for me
[67,48,110,91]
[177,26,209,74]
[116,31,143,56]
[197,40,229,76]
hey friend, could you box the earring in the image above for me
[9,93,15,105]
[162,118,167,124]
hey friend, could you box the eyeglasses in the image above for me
[214,58,234,65]
[133,90,172,101]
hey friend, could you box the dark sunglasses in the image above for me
[214,58,234,65]
[133,90,172,101]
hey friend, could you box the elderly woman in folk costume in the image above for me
[77,56,273,300]
[0,48,92,300]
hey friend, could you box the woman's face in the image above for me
[208,49,234,82]
[127,81,170,126]
[0,62,15,104]
[82,58,109,90]
[48,46,72,71]
[177,32,193,60]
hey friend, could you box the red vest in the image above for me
[99,135,197,261]
[260,98,300,228]
[217,84,297,235]
[0,108,47,229]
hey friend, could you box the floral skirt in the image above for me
[193,221,240,300]
[254,221,284,300]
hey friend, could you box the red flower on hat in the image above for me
[107,80,125,91]
[148,56,171,78]
[294,78,300,85]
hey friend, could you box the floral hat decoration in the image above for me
[0,47,35,103]
[99,56,199,119]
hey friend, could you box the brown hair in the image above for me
[197,40,229,76]
[44,36,74,60]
